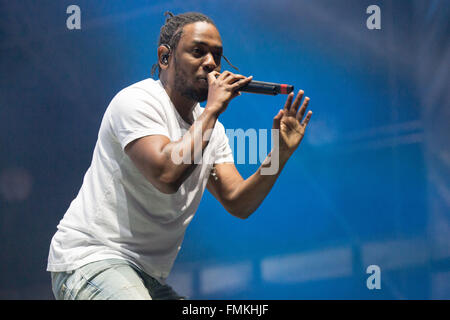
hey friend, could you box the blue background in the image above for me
[0,0,449,299]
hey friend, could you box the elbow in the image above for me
[235,212,250,220]
[222,194,255,220]
[156,182,180,194]
[232,210,252,220]
[151,173,182,194]
[227,205,254,220]
[150,164,195,194]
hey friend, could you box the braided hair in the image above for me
[151,11,238,77]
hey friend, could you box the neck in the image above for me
[160,76,196,125]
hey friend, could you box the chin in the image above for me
[190,88,208,103]
[197,93,208,102]
[178,80,208,102]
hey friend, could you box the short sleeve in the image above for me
[108,88,170,150]
[213,122,234,164]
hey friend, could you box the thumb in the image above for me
[272,109,284,130]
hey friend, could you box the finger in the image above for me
[296,96,310,122]
[301,110,313,127]
[207,71,219,84]
[230,75,253,90]
[283,92,294,114]
[272,109,284,130]
[290,90,304,116]
[230,90,241,99]
[218,70,232,80]
[226,74,247,85]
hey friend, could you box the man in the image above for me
[47,11,312,300]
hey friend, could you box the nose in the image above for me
[202,52,218,72]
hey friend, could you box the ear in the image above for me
[157,45,171,70]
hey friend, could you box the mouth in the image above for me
[197,77,208,86]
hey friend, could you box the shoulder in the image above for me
[113,78,164,103]
[108,79,167,115]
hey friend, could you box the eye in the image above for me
[192,47,204,57]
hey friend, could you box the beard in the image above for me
[173,58,208,102]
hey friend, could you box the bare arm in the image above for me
[125,71,252,194]
[207,90,313,218]
[206,152,290,219]
[125,108,218,194]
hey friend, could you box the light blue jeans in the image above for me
[51,259,184,300]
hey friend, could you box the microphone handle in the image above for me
[238,80,294,95]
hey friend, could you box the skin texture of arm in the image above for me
[124,108,218,194]
[124,22,253,194]
[206,152,291,219]
[125,71,252,194]
[207,89,312,219]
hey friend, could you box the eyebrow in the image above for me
[191,40,223,52]
[190,39,240,72]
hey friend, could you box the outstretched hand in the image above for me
[272,90,312,155]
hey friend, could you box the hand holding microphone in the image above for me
[210,71,294,95]
[205,70,296,116]
[238,80,294,95]
[205,71,253,116]
[205,70,312,159]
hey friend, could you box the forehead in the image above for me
[179,21,222,48]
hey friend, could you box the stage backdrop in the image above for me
[0,0,449,299]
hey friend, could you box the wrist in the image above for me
[203,104,220,119]
[279,147,293,163]
[204,102,223,117]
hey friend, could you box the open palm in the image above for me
[272,90,312,154]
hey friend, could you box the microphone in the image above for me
[239,80,294,95]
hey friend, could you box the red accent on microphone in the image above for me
[280,84,288,94]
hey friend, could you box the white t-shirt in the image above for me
[47,79,234,282]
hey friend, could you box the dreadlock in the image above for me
[151,11,239,77]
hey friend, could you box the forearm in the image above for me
[228,149,292,219]
[160,70,252,185]
[212,87,312,215]
[159,108,218,189]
